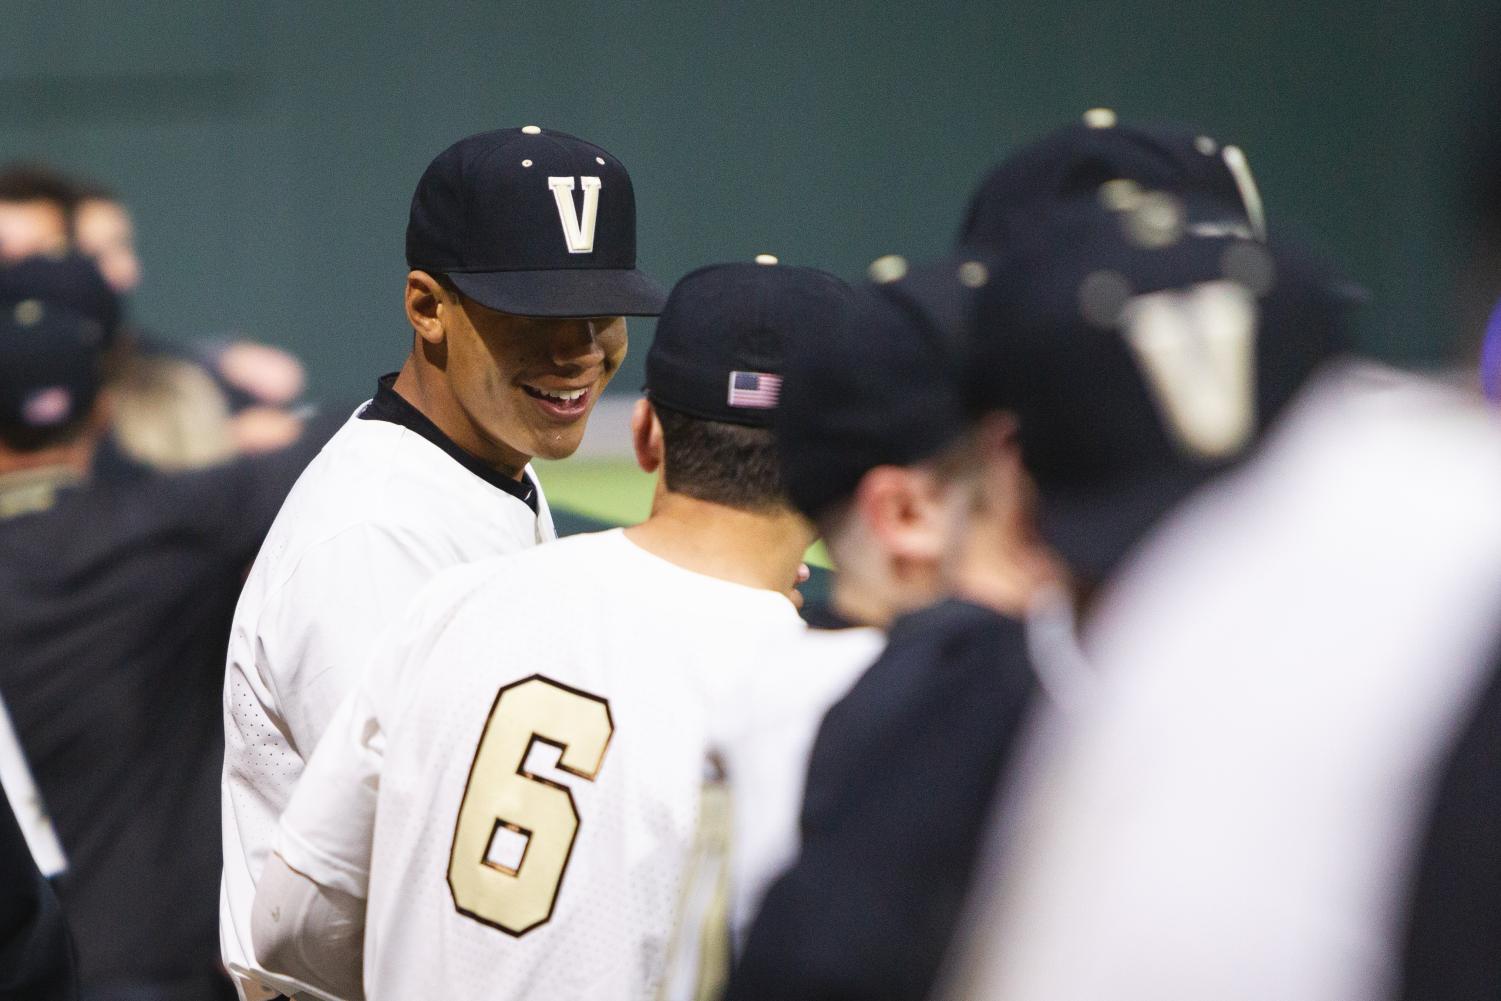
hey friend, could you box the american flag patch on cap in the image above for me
[727,371,782,409]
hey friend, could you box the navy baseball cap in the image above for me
[959,109,1264,253]
[646,260,849,429]
[406,126,667,317]
[776,259,972,519]
[0,256,111,434]
[0,252,121,346]
[967,194,1354,579]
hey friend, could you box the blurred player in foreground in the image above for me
[939,256,1501,1001]
[931,195,1371,1001]
[775,268,991,632]
[941,370,1501,1000]
[219,126,665,999]
[248,260,852,1001]
[725,258,1059,1001]
[710,270,992,953]
[727,114,1287,1001]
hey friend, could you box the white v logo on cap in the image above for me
[548,176,602,254]
[1121,280,1257,459]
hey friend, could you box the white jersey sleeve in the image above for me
[275,680,384,901]
[252,853,367,1001]
[224,525,446,1000]
[271,555,485,898]
[248,521,442,759]
[221,407,554,1001]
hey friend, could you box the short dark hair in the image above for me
[654,401,789,512]
[71,178,120,205]
[0,163,81,210]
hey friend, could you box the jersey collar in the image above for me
[0,465,85,521]
[360,373,539,513]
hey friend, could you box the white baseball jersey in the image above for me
[945,365,1501,1001]
[274,529,878,1001]
[221,377,555,1000]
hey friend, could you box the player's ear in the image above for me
[855,465,949,564]
[405,270,448,345]
[631,398,664,474]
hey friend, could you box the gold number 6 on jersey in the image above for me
[447,675,614,936]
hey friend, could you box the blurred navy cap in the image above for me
[776,259,972,520]
[647,259,850,429]
[0,252,120,346]
[407,126,666,318]
[959,109,1264,253]
[967,192,1354,578]
[0,256,112,435]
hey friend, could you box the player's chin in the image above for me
[526,424,589,461]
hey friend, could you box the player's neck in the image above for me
[830,581,902,630]
[625,492,814,597]
[392,355,529,480]
[830,563,943,630]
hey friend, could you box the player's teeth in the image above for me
[538,388,585,402]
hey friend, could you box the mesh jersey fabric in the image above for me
[221,399,555,1001]
[277,529,874,1001]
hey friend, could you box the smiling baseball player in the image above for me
[244,261,879,1001]
[220,126,666,1001]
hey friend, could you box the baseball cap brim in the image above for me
[1038,466,1221,584]
[449,268,667,318]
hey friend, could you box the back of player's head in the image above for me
[645,260,850,512]
[0,255,113,452]
[775,258,975,526]
[965,192,1357,579]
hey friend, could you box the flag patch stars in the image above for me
[727,371,782,409]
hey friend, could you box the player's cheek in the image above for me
[603,326,628,372]
[594,336,624,384]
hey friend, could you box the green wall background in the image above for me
[1,1,1490,401]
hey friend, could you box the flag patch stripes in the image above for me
[727,371,782,409]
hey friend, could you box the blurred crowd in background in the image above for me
[0,161,334,1001]
[0,162,319,469]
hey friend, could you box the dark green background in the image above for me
[3,2,1491,400]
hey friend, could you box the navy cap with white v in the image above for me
[406,126,667,318]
